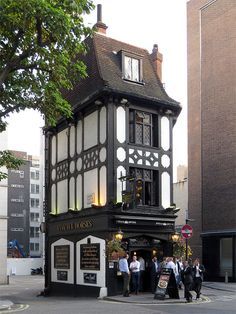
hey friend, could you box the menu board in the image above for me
[154,268,179,300]
[154,268,171,300]
[80,243,100,270]
[54,245,70,269]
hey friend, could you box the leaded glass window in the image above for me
[129,109,158,147]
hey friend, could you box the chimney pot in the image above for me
[94,4,108,35]
[150,44,163,82]
[97,4,102,22]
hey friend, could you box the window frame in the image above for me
[121,50,144,84]
[129,109,158,147]
[129,167,159,206]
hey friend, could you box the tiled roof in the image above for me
[64,33,181,113]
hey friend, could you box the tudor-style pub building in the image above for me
[44,6,181,297]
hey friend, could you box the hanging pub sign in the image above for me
[154,268,179,300]
[80,243,100,270]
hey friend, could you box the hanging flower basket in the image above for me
[106,239,125,261]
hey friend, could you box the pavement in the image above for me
[0,278,235,311]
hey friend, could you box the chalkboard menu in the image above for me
[154,268,179,300]
[54,245,70,269]
[80,243,100,270]
[154,268,171,300]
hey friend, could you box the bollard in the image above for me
[7,275,9,285]
[225,272,228,283]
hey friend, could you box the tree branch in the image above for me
[0,104,22,118]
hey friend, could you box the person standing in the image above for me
[119,253,130,297]
[130,255,140,295]
[138,256,145,292]
[192,258,205,299]
[182,260,193,303]
[150,256,160,294]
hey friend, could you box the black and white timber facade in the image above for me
[44,10,181,297]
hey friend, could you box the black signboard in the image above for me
[154,268,179,300]
[54,245,70,269]
[57,270,68,281]
[80,243,100,270]
[84,273,97,284]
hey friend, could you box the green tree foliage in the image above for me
[0,150,23,180]
[0,0,94,179]
[173,236,193,259]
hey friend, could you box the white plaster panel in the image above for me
[117,166,126,202]
[76,120,82,154]
[161,155,170,168]
[57,179,68,213]
[99,106,107,144]
[99,147,106,163]
[84,169,98,207]
[51,136,56,166]
[69,126,75,157]
[84,111,98,150]
[99,166,107,206]
[116,106,126,143]
[161,172,170,209]
[76,236,106,288]
[51,169,56,181]
[51,239,74,284]
[69,177,75,210]
[161,117,170,151]
[70,161,75,174]
[57,129,68,162]
[51,184,56,214]
[76,158,82,171]
[76,175,82,211]
[117,147,126,162]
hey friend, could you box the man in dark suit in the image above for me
[192,258,205,299]
[181,260,193,302]
[150,256,160,293]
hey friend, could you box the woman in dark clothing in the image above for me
[181,260,193,302]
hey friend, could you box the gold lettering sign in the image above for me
[56,220,93,232]
[54,245,70,269]
[80,243,100,270]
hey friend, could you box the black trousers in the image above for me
[184,282,192,301]
[194,277,202,298]
[122,272,130,296]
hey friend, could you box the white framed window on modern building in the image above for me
[31,184,39,194]
[30,198,40,208]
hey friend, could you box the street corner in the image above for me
[101,293,211,305]
[0,300,29,313]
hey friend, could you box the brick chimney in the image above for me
[93,4,108,35]
[150,44,163,82]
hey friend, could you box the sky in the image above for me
[6,0,188,180]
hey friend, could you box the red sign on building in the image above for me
[181,224,193,239]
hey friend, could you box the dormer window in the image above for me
[124,56,140,82]
[121,51,143,83]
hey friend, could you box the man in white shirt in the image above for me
[130,255,140,294]
[138,256,145,291]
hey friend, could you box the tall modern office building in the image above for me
[187,0,236,281]
[7,151,43,258]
